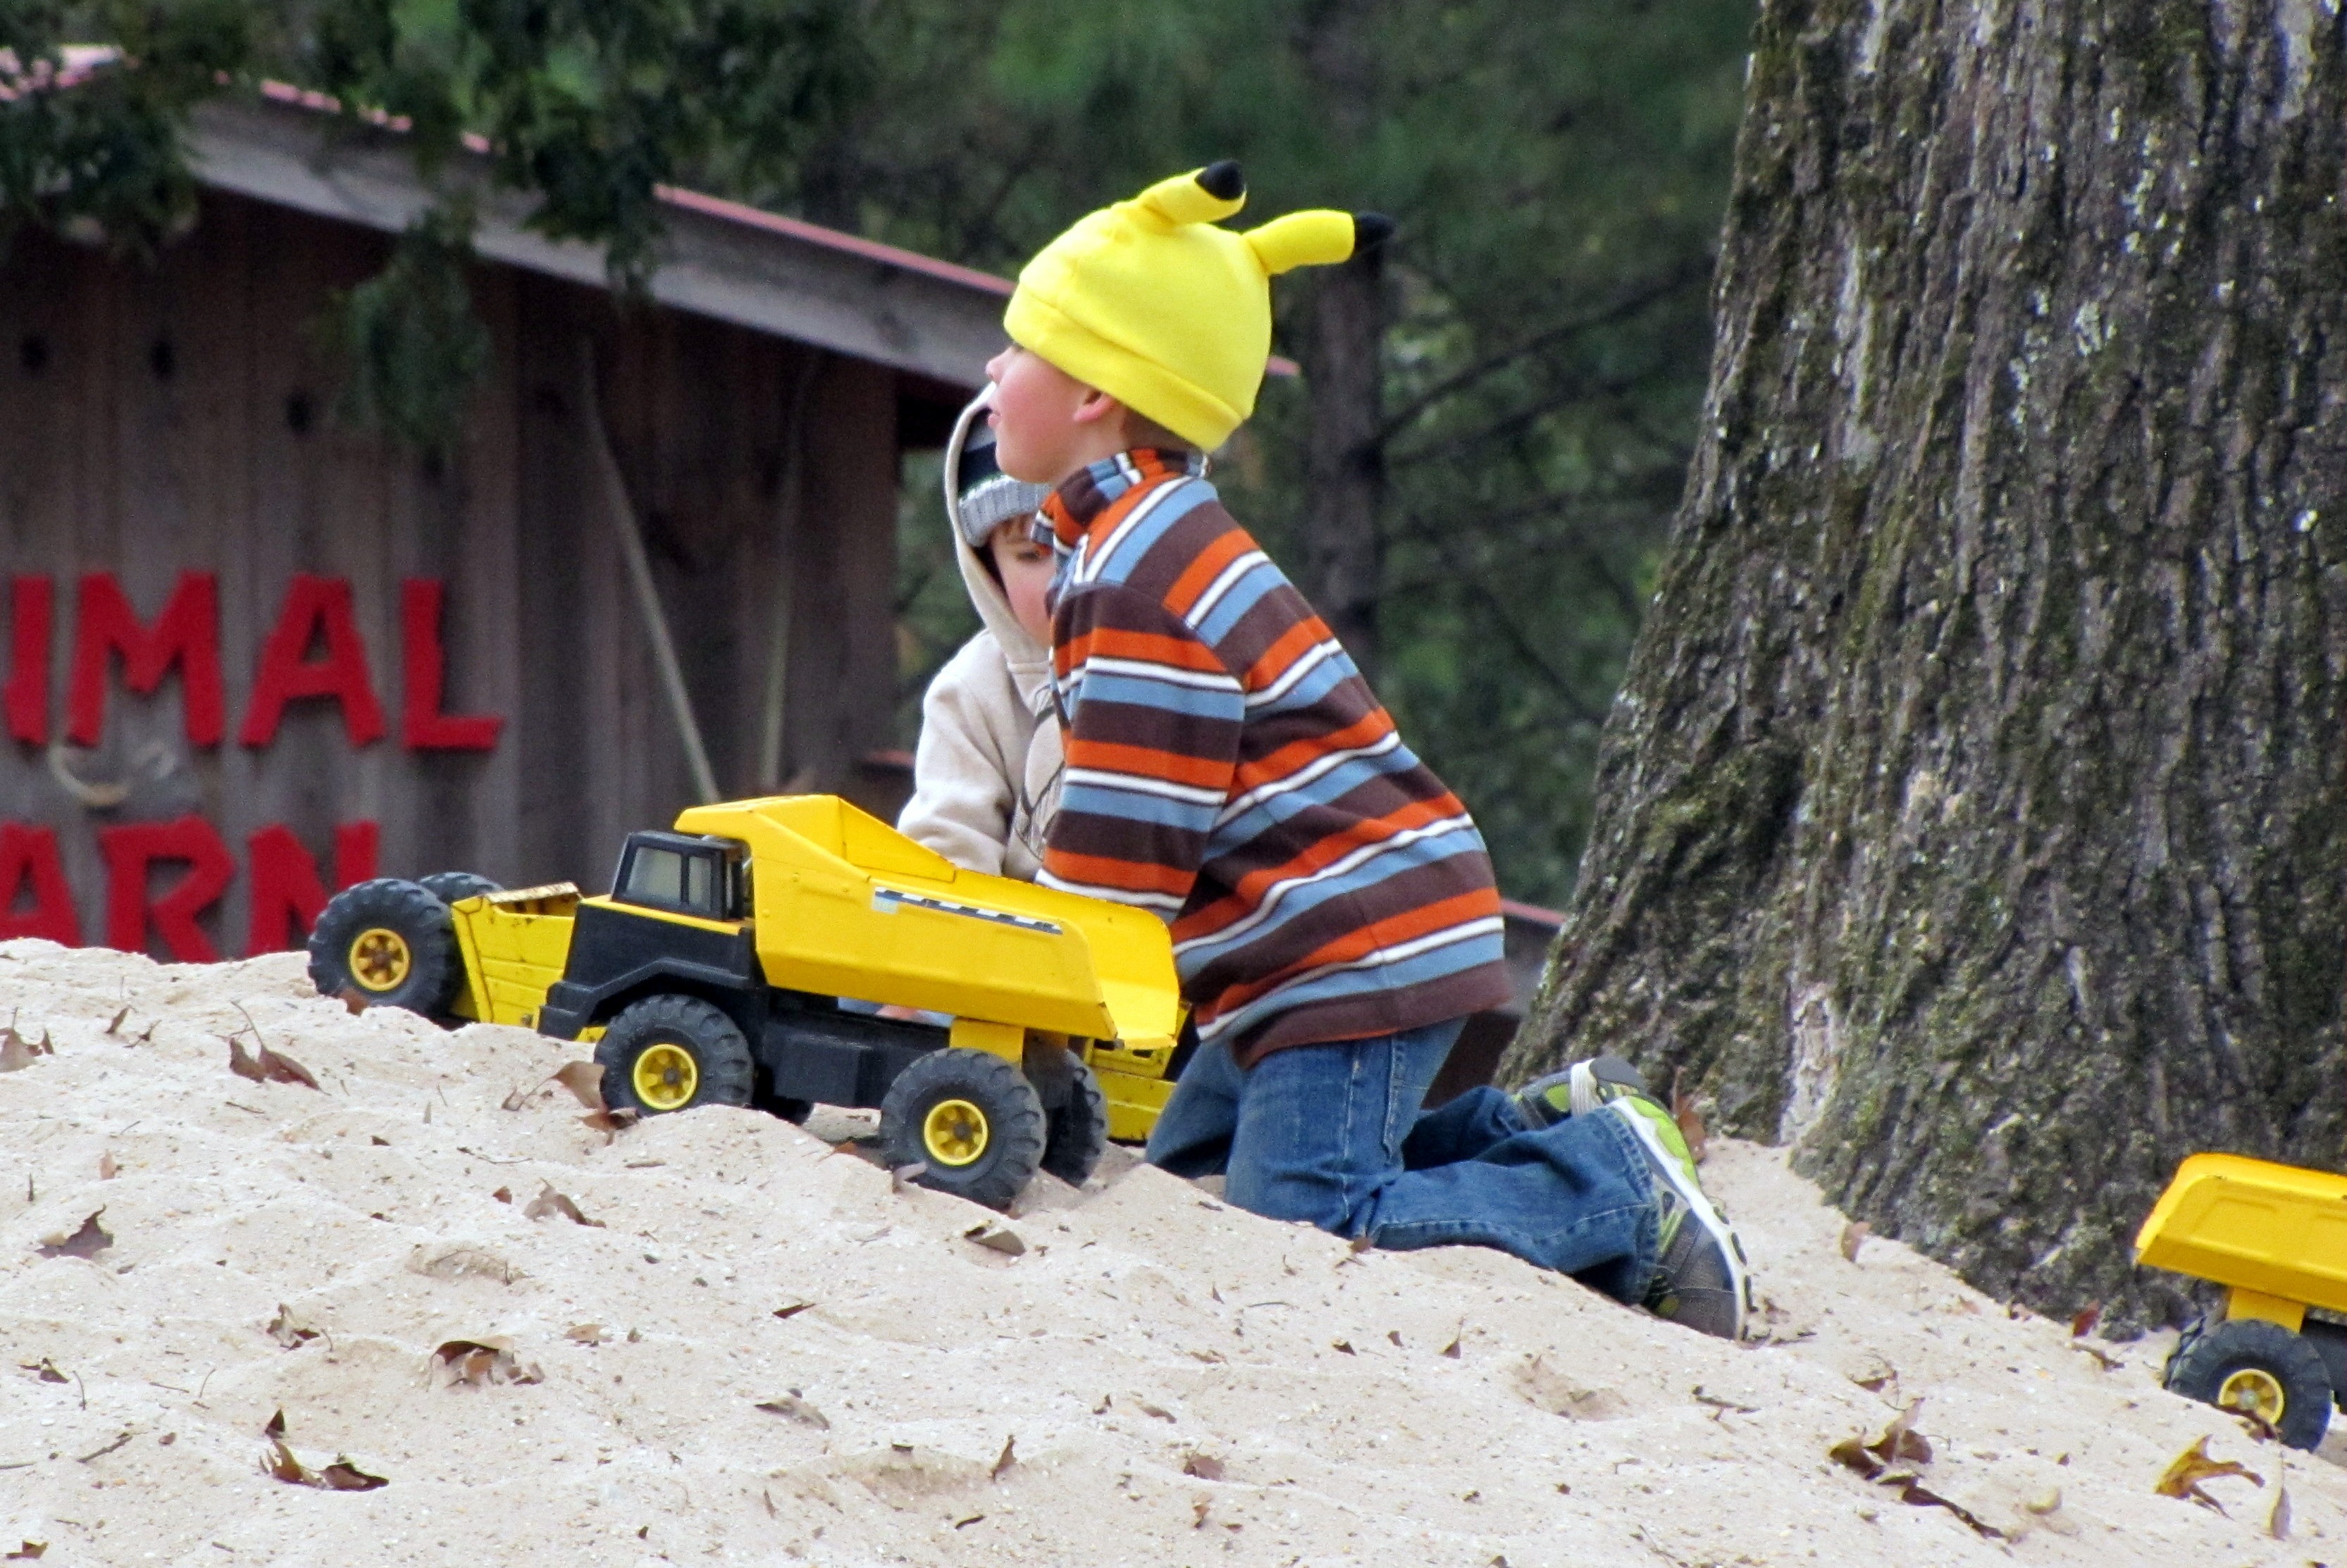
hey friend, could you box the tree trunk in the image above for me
[1506,0,2347,1328]
[1297,247,1389,677]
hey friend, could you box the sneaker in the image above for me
[1513,1054,1652,1128]
[1606,1097,1752,1340]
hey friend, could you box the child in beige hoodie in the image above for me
[897,394,1065,879]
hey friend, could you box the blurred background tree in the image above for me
[724,0,1754,904]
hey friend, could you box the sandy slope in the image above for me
[0,940,2336,1567]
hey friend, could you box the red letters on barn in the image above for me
[4,572,497,960]
[8,572,498,751]
[98,814,239,961]
[5,578,51,746]
[247,821,379,953]
[401,579,504,751]
[0,823,80,945]
[240,573,388,747]
[68,571,227,747]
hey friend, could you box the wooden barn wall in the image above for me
[0,189,904,961]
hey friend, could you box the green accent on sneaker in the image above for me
[1513,1054,1652,1128]
[1618,1096,1697,1252]
[1605,1097,1751,1340]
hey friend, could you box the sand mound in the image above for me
[0,940,2335,1565]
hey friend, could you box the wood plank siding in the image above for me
[1,188,960,960]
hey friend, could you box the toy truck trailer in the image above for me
[2135,1152,2347,1449]
[309,795,1186,1208]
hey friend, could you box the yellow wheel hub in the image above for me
[348,928,413,993]
[2218,1367,2287,1426]
[922,1099,991,1167]
[632,1043,699,1112]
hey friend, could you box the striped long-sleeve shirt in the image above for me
[1037,449,1511,1066]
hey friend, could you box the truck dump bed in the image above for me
[673,795,1183,1054]
[2136,1152,2347,1316]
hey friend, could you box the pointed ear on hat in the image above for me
[1132,163,1248,230]
[1242,209,1363,276]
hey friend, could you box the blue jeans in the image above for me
[1145,1021,1657,1302]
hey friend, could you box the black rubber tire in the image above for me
[2165,1314,2334,1450]
[595,995,756,1116]
[420,871,502,907]
[1041,1055,1109,1187]
[307,878,461,1016]
[879,1047,1045,1211]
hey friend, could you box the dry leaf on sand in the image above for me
[548,1062,606,1113]
[97,1151,117,1180]
[1671,1070,1708,1164]
[578,1108,638,1143]
[2069,1302,2103,1338]
[523,1182,605,1228]
[433,1338,543,1388]
[1183,1451,1226,1481]
[755,1392,830,1430]
[1838,1221,1871,1264]
[891,1162,928,1195]
[35,1210,111,1259]
[0,1023,51,1073]
[1828,1399,1934,1479]
[564,1323,605,1344]
[105,1006,130,1035]
[266,1305,321,1349]
[2271,1483,2293,1540]
[4,1542,45,1560]
[261,1437,387,1491]
[2154,1436,2263,1512]
[21,1358,67,1383]
[991,1435,1017,1479]
[264,1409,287,1438]
[964,1222,1026,1256]
[228,1036,319,1090]
[772,1302,815,1320]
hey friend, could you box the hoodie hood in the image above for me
[942,393,1055,716]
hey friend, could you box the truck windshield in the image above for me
[620,846,719,916]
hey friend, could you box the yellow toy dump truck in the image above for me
[2135,1152,2347,1449]
[306,795,1185,1209]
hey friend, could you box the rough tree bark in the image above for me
[1505,0,2347,1326]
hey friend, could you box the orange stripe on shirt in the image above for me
[1228,709,1402,797]
[1065,738,1237,790]
[1199,889,1505,1014]
[1242,616,1339,695]
[1164,528,1258,618]
[1041,848,1197,898]
[1176,794,1471,933]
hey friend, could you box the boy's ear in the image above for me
[1070,386,1122,426]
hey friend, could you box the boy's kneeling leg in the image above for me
[1144,1035,1249,1178]
[1361,1109,1659,1303]
[1401,1083,1525,1169]
[1222,1023,1456,1231]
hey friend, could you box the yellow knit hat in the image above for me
[1004,163,1389,450]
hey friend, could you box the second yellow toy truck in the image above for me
[306,794,1186,1209]
[2136,1152,2347,1449]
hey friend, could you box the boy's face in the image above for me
[987,518,1058,646]
[984,344,1122,485]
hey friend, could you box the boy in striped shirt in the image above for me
[981,163,1750,1338]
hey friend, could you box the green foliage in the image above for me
[321,200,492,456]
[1,0,869,444]
[856,0,1752,903]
